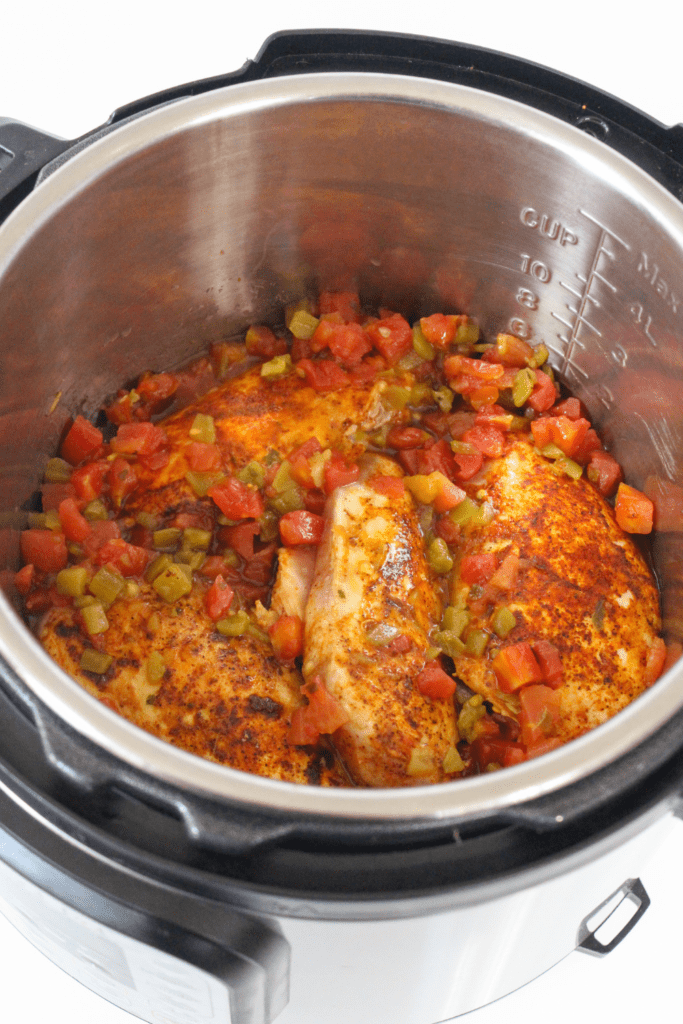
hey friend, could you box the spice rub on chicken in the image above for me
[39,583,348,785]
[303,455,457,787]
[447,438,662,754]
[17,295,670,785]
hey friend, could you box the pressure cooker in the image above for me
[1,30,683,1024]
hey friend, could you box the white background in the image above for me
[2,2,683,1023]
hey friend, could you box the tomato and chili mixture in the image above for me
[16,290,668,777]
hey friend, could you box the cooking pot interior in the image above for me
[0,73,681,745]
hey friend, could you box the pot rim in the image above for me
[1,70,683,824]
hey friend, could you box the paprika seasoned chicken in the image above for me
[449,438,662,749]
[304,454,458,787]
[23,301,668,786]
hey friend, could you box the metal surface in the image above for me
[0,71,682,827]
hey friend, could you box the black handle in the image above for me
[0,119,70,220]
[4,30,683,224]
[105,29,683,205]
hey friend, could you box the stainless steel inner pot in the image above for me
[0,68,682,828]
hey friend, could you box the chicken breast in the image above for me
[450,437,661,744]
[270,547,317,620]
[131,363,415,498]
[303,455,459,787]
[39,584,347,786]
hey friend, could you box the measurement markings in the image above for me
[552,210,631,380]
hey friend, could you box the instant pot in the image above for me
[1,30,683,1024]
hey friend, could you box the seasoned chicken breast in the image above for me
[450,437,662,744]
[131,363,414,498]
[303,455,458,787]
[39,583,348,786]
[24,299,666,789]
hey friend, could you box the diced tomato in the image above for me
[644,637,667,686]
[309,313,343,353]
[304,488,327,515]
[414,661,457,699]
[41,482,77,511]
[417,439,459,481]
[526,370,557,412]
[519,685,562,747]
[104,392,139,425]
[491,333,535,367]
[279,510,325,546]
[71,460,108,502]
[462,424,506,459]
[444,354,505,384]
[81,519,121,558]
[95,539,151,576]
[547,415,590,458]
[20,529,68,574]
[326,323,373,367]
[434,513,461,545]
[138,445,171,471]
[552,397,583,420]
[108,458,139,508]
[198,555,231,579]
[426,410,460,436]
[398,449,420,475]
[14,563,35,596]
[531,640,564,688]
[318,290,361,322]
[290,336,314,362]
[269,614,304,661]
[60,415,104,465]
[386,426,432,450]
[323,452,360,495]
[349,358,382,384]
[208,478,265,520]
[365,313,413,365]
[431,477,466,513]
[288,675,349,745]
[24,585,70,613]
[187,442,223,473]
[222,521,260,560]
[587,450,623,497]
[572,428,603,465]
[297,358,350,392]
[58,498,92,543]
[488,551,520,592]
[205,575,235,621]
[474,404,514,432]
[241,543,277,586]
[419,313,459,348]
[460,552,498,585]
[529,416,554,449]
[369,475,406,498]
[136,371,178,407]
[615,483,654,534]
[471,735,526,770]
[111,421,167,456]
[492,641,544,692]
[451,449,484,480]
[468,385,501,410]
[387,633,413,654]
[288,438,323,489]
[245,325,288,359]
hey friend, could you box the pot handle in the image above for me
[0,119,70,219]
